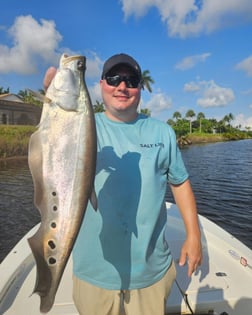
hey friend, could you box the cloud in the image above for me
[198,81,235,107]
[235,55,252,77]
[0,15,62,74]
[121,0,252,38]
[233,113,252,129]
[86,54,103,78]
[88,81,102,104]
[120,0,152,18]
[0,15,104,82]
[184,79,235,108]
[143,92,173,118]
[175,53,211,70]
[184,81,201,92]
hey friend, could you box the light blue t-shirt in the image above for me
[73,113,188,290]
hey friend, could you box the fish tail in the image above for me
[28,233,57,313]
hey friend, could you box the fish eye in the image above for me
[77,60,85,70]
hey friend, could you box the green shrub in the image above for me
[0,125,35,158]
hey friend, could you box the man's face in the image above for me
[100,65,141,120]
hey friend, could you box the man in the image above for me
[44,53,202,315]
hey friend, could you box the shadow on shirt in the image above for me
[97,146,141,289]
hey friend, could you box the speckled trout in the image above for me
[28,54,97,313]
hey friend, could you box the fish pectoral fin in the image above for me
[90,188,98,211]
[27,88,52,104]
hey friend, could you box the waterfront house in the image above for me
[0,94,41,126]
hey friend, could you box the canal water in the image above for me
[0,139,252,262]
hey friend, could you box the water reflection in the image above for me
[0,158,40,262]
[167,140,252,250]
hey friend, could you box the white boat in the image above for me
[0,202,252,315]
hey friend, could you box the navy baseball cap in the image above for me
[101,53,142,80]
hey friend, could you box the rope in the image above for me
[175,279,195,314]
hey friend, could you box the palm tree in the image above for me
[173,111,181,120]
[18,89,43,107]
[18,89,29,99]
[185,110,195,134]
[141,70,154,92]
[0,87,9,94]
[140,108,151,116]
[167,119,175,126]
[223,113,234,130]
[38,89,45,95]
[172,111,182,127]
[93,100,105,113]
[197,112,205,133]
[228,113,234,127]
[245,126,251,133]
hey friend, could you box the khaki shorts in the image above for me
[73,260,176,315]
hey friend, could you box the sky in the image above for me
[0,0,252,128]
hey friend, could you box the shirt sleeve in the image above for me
[166,126,189,185]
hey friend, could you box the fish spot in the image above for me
[51,222,57,229]
[48,240,56,250]
[48,257,57,265]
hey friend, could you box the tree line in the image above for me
[167,110,251,136]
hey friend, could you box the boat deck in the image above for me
[0,203,252,314]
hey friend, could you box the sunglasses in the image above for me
[105,74,140,88]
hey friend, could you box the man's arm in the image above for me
[170,179,202,277]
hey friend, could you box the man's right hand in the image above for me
[43,67,57,91]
